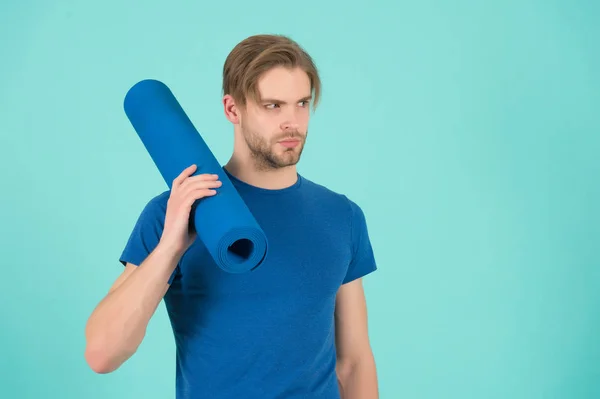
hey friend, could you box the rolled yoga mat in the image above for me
[123,79,268,274]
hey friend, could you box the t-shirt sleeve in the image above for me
[119,194,179,285]
[342,198,378,285]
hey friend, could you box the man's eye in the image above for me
[266,104,279,109]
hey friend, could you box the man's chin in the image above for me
[274,154,302,168]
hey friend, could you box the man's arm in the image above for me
[84,167,221,374]
[84,243,181,374]
[335,278,379,399]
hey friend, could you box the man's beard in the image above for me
[241,125,307,171]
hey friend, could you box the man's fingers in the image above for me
[172,164,198,188]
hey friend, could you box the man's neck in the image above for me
[224,158,298,190]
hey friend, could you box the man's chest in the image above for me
[178,205,353,298]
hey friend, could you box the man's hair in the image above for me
[222,34,321,110]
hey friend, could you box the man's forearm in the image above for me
[337,354,379,399]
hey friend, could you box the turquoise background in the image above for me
[1,1,599,398]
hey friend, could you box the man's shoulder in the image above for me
[300,175,359,212]
[138,190,171,216]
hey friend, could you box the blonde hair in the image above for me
[222,34,321,110]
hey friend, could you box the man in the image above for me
[84,34,379,399]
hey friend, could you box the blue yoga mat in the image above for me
[123,79,268,274]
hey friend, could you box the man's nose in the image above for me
[280,106,301,131]
[280,114,300,131]
[281,120,299,131]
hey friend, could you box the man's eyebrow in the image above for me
[260,95,312,104]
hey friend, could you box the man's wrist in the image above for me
[153,240,185,269]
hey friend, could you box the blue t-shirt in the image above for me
[119,168,377,399]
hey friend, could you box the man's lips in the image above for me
[278,138,301,148]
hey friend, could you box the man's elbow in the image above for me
[85,346,115,374]
[336,351,379,398]
[336,358,353,385]
[336,350,376,379]
[84,343,130,374]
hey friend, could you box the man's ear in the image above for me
[223,94,241,124]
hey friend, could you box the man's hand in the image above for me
[160,164,221,255]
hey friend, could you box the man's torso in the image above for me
[163,171,355,398]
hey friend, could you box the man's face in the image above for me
[238,67,312,170]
